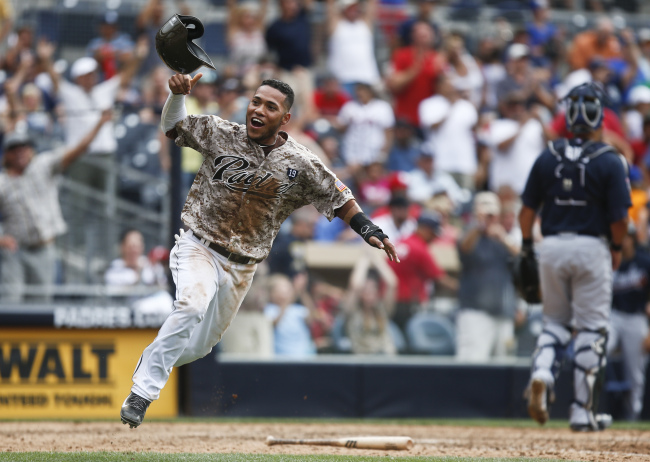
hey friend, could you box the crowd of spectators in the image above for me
[1,0,650,375]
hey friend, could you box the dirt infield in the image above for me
[1,421,649,461]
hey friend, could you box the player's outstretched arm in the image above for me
[336,199,400,263]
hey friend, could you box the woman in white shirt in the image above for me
[326,0,381,95]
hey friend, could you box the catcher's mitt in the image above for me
[515,243,541,304]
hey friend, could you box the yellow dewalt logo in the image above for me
[0,341,115,384]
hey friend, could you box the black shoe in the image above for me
[120,392,151,428]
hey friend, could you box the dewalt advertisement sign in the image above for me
[0,328,177,418]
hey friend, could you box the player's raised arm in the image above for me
[160,73,202,138]
[335,199,400,263]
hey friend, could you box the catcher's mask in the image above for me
[155,14,216,74]
[564,82,604,135]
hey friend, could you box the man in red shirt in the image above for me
[313,75,350,122]
[386,21,441,126]
[388,211,457,331]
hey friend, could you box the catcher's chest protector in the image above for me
[548,140,614,208]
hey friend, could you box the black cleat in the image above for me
[120,392,151,428]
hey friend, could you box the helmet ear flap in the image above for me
[178,15,205,40]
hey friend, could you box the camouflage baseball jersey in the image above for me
[172,114,354,260]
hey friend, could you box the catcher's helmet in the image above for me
[564,82,604,135]
[155,14,216,74]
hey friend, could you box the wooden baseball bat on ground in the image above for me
[265,436,414,450]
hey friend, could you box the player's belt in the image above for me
[193,232,262,265]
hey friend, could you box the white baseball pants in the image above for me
[131,229,257,401]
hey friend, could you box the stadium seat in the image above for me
[406,312,456,355]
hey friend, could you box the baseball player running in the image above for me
[119,73,399,427]
[519,82,631,431]
[608,224,650,421]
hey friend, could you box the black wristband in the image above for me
[522,238,534,254]
[610,242,622,252]
[349,212,389,246]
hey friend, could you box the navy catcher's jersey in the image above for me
[612,251,650,314]
[521,138,631,238]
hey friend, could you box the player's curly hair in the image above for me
[260,79,294,112]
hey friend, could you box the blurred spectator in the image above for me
[87,11,134,81]
[267,207,317,277]
[500,196,523,254]
[397,0,439,48]
[141,66,173,116]
[388,211,457,331]
[372,195,417,242]
[264,274,317,357]
[54,42,146,161]
[265,0,315,121]
[387,119,420,172]
[427,194,459,248]
[587,54,635,115]
[407,149,464,208]
[3,40,59,152]
[387,21,441,126]
[343,252,398,355]
[608,225,650,421]
[444,32,484,108]
[627,167,648,247]
[227,0,268,77]
[104,229,168,287]
[305,275,345,350]
[313,75,351,124]
[135,0,172,75]
[0,0,13,45]
[636,28,650,82]
[419,73,478,191]
[483,92,545,195]
[266,0,313,71]
[0,112,111,303]
[216,77,248,124]
[358,162,392,210]
[338,83,395,169]
[477,37,507,113]
[326,0,381,94]
[2,18,33,75]
[496,43,555,111]
[525,0,557,65]
[636,115,650,169]
[456,192,521,361]
[568,16,622,71]
[625,85,650,143]
[318,135,350,182]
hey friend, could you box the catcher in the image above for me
[518,82,631,431]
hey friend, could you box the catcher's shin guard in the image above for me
[530,322,572,386]
[570,328,608,431]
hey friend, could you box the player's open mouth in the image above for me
[251,118,265,128]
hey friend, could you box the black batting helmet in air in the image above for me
[155,15,216,74]
[564,82,605,135]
